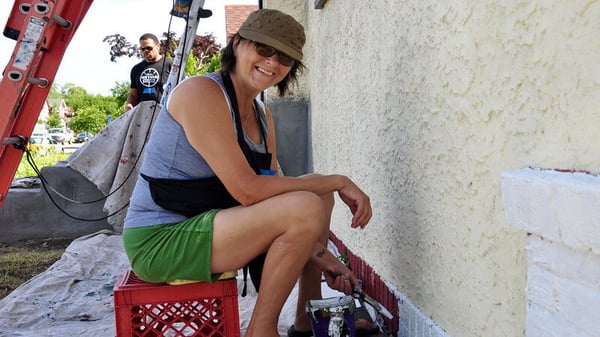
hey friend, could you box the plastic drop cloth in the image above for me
[66,101,161,233]
[0,230,350,337]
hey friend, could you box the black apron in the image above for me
[141,72,271,295]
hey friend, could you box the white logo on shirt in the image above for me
[139,68,160,88]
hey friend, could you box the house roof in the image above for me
[224,5,258,41]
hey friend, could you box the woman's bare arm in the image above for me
[168,76,371,228]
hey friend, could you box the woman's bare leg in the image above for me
[293,192,335,332]
[211,191,330,337]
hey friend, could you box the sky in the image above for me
[0,0,257,95]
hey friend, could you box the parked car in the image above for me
[48,128,72,144]
[28,136,64,155]
[74,132,94,143]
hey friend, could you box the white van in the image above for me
[48,128,72,144]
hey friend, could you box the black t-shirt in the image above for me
[129,57,173,103]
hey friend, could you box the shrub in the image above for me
[15,152,69,178]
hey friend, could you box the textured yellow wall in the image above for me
[270,1,599,337]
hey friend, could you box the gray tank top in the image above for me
[124,73,268,228]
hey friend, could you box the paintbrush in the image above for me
[326,270,394,320]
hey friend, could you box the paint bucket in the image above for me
[306,296,356,337]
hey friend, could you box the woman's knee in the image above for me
[291,190,325,209]
[282,191,328,230]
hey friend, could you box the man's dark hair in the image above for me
[221,33,305,97]
[139,33,160,44]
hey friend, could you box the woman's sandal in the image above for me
[287,325,313,337]
[353,305,382,336]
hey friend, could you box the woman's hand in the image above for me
[323,263,361,295]
[337,178,372,229]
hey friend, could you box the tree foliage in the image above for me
[160,31,179,59]
[52,83,127,134]
[186,53,222,76]
[186,34,222,75]
[102,34,138,62]
[46,113,63,129]
[190,34,221,66]
[110,81,130,108]
[103,31,223,77]
[68,106,108,134]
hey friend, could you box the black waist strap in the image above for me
[140,173,239,218]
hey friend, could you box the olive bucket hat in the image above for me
[238,9,306,61]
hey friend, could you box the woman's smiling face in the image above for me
[234,38,292,91]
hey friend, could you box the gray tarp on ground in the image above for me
[0,231,129,336]
[0,230,354,337]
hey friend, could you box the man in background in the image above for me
[125,33,173,110]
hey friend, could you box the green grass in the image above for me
[0,250,63,289]
[0,239,71,299]
[15,152,69,178]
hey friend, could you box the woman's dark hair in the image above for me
[221,33,305,97]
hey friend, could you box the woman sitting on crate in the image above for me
[123,9,372,337]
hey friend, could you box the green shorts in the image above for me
[122,209,223,283]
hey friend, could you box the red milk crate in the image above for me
[113,270,240,337]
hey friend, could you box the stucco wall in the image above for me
[267,1,599,337]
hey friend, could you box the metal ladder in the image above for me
[0,0,93,207]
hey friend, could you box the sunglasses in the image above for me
[140,46,155,52]
[252,41,295,67]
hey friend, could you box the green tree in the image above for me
[59,83,123,133]
[160,31,178,59]
[186,34,222,75]
[186,52,221,76]
[62,84,92,112]
[193,34,221,58]
[110,81,130,110]
[58,83,80,96]
[46,113,63,128]
[68,106,107,134]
